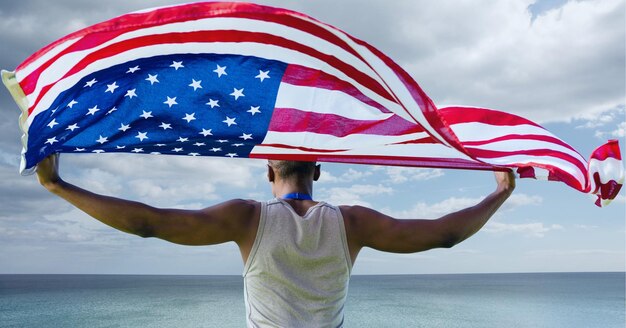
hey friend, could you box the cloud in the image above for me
[318,184,393,206]
[378,167,444,184]
[484,222,563,237]
[317,167,373,184]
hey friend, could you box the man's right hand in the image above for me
[36,153,61,189]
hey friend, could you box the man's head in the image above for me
[267,160,320,183]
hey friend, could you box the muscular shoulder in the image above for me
[201,198,260,221]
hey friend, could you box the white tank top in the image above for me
[243,198,352,328]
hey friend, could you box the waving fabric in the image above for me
[1,2,622,206]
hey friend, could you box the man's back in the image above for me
[243,199,351,328]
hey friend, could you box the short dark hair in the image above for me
[268,160,317,179]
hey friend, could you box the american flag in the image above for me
[1,2,622,206]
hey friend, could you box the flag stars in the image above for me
[226,153,238,158]
[135,131,148,142]
[164,96,178,108]
[126,66,140,73]
[67,100,78,108]
[145,74,159,85]
[255,70,270,82]
[106,107,118,115]
[188,153,200,157]
[93,150,105,154]
[96,135,108,144]
[125,89,138,99]
[239,133,253,141]
[247,106,261,115]
[105,82,119,93]
[74,148,86,152]
[189,79,202,91]
[132,148,144,153]
[116,145,126,149]
[140,111,153,119]
[217,139,229,143]
[177,137,189,143]
[210,147,222,152]
[159,122,172,130]
[47,119,59,129]
[182,113,196,123]
[206,99,219,108]
[232,143,244,147]
[119,123,131,132]
[170,61,184,70]
[86,105,100,116]
[172,147,184,153]
[45,136,58,145]
[84,78,97,87]
[223,116,237,127]
[194,142,206,146]
[213,64,227,77]
[230,88,245,100]
[65,123,79,131]
[199,128,213,137]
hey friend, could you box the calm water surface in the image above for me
[0,272,623,327]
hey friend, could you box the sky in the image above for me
[0,0,624,275]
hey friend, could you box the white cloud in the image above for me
[397,0,625,123]
[484,222,563,237]
[381,167,444,184]
[318,168,373,184]
[384,193,541,219]
[318,184,393,206]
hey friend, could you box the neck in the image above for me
[273,180,314,199]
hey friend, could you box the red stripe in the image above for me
[460,134,579,154]
[590,140,622,161]
[250,152,497,170]
[27,30,395,115]
[268,108,424,137]
[439,106,543,128]
[282,64,391,114]
[464,147,588,177]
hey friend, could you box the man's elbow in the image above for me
[438,233,463,249]
[132,224,155,238]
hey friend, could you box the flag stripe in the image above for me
[439,106,542,127]
[274,83,392,121]
[465,147,587,175]
[268,107,425,137]
[281,64,391,114]
[260,131,429,150]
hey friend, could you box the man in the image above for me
[36,154,515,327]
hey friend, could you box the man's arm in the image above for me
[342,171,515,258]
[36,154,258,246]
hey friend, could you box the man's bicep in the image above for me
[348,206,455,253]
[148,199,255,246]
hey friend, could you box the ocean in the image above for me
[0,272,623,327]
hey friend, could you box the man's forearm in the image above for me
[45,179,157,237]
[439,182,514,246]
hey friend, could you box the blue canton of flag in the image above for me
[27,54,287,167]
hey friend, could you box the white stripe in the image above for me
[16,37,83,79]
[477,154,586,185]
[27,41,406,126]
[251,143,473,160]
[467,139,587,168]
[23,17,393,112]
[450,122,554,142]
[589,157,624,184]
[261,131,429,150]
[275,83,393,121]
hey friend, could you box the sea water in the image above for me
[0,273,623,327]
